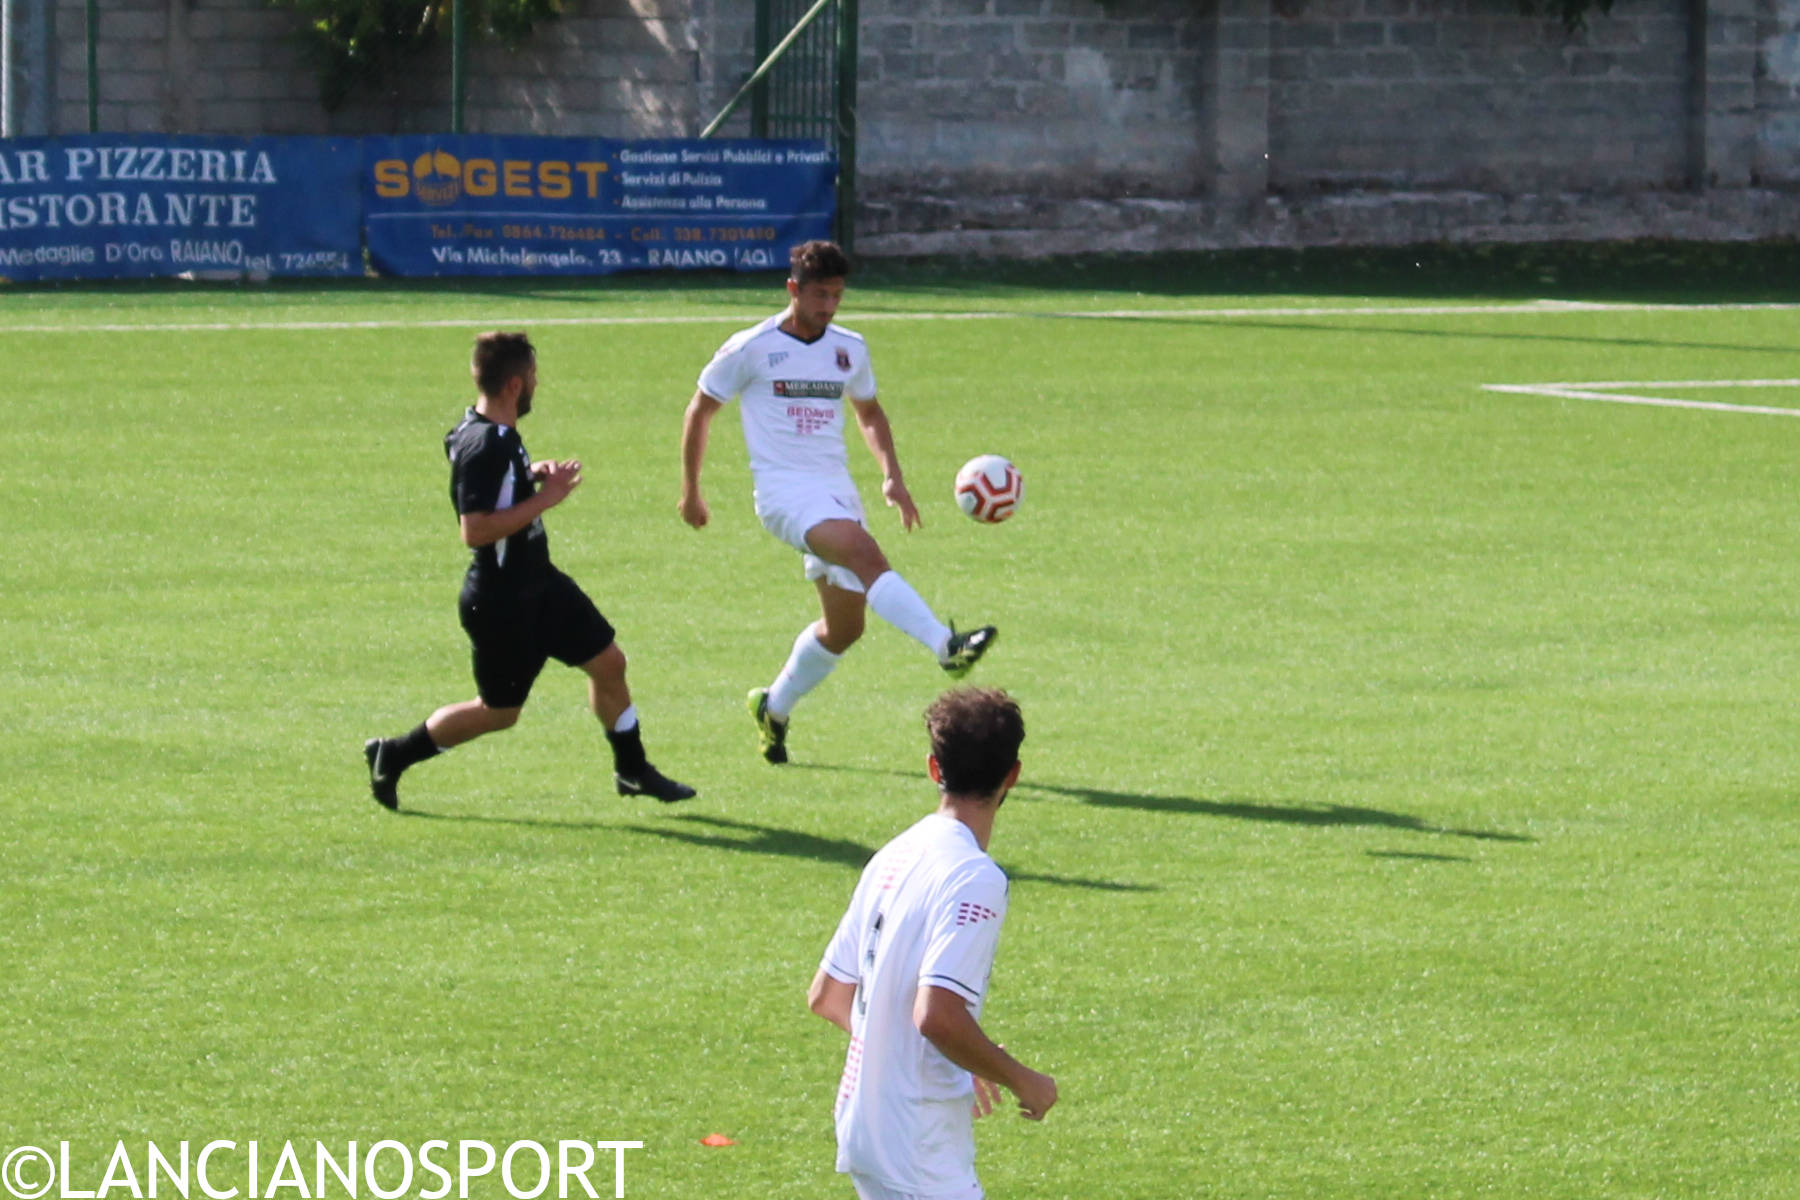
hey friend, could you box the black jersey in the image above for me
[445,407,553,585]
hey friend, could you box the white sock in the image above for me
[866,570,952,659]
[768,627,842,719]
[611,704,639,733]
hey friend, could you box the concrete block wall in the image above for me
[408,0,706,138]
[1268,0,1694,193]
[1758,0,1800,182]
[854,0,1214,196]
[26,0,1800,250]
[53,0,311,135]
[690,0,754,134]
[1702,0,1760,185]
[51,0,714,137]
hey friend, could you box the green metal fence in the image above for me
[703,0,858,251]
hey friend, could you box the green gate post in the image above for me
[751,0,772,138]
[85,0,98,132]
[452,0,467,133]
[708,0,857,249]
[834,0,857,252]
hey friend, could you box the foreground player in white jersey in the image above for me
[808,688,1058,1200]
[678,240,997,765]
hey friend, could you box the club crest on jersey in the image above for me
[836,348,852,372]
[768,351,789,367]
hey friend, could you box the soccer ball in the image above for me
[954,455,1023,524]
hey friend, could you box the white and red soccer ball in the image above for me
[954,455,1023,524]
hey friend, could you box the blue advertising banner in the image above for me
[0,135,363,281]
[363,136,835,276]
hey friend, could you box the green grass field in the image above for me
[5,245,1800,1199]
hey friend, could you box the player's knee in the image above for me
[485,705,522,731]
[593,641,628,679]
[819,617,863,654]
[848,549,889,586]
[860,543,891,575]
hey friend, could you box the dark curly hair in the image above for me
[925,688,1025,798]
[471,331,535,398]
[789,239,851,286]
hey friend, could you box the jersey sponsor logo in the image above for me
[773,379,843,399]
[954,901,1001,927]
[786,403,835,434]
[836,348,852,371]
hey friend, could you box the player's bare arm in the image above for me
[458,460,580,548]
[679,389,724,529]
[807,967,855,1033]
[850,396,921,530]
[913,984,1058,1120]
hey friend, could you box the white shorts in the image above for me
[849,1175,983,1200]
[754,478,868,594]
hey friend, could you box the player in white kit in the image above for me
[808,688,1058,1200]
[678,241,997,765]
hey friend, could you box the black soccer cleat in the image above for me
[747,687,789,765]
[616,763,697,803]
[363,738,400,810]
[939,624,998,679]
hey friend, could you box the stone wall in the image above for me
[53,0,316,135]
[1268,0,1693,192]
[51,0,723,138]
[1760,0,1800,182]
[856,0,1213,196]
[21,0,1800,253]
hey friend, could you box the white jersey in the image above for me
[696,312,877,492]
[820,813,1011,1195]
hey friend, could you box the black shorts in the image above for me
[458,567,617,709]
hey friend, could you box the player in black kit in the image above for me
[364,331,695,808]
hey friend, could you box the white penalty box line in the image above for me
[1483,378,1800,418]
[4,297,1800,336]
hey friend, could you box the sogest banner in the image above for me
[0,135,363,281]
[362,135,835,277]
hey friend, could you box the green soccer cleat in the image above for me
[939,625,998,679]
[747,687,789,765]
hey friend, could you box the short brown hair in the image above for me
[789,239,850,286]
[925,687,1025,798]
[471,331,535,398]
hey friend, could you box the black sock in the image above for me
[388,723,441,775]
[606,724,648,777]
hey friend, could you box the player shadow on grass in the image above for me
[622,815,1158,893]
[398,809,618,832]
[1019,781,1533,843]
[1366,850,1474,863]
[788,764,1531,844]
[397,809,1153,890]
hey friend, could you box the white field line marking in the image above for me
[2,298,1799,336]
[1484,379,1800,418]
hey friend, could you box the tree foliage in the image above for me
[267,0,562,111]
